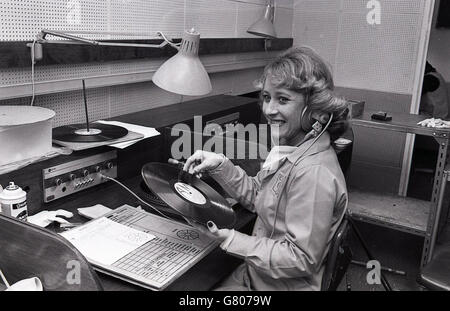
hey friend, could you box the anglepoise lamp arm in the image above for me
[28,28,212,97]
[32,29,180,53]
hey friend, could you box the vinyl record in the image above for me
[141,162,236,228]
[53,123,128,142]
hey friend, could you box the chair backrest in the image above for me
[0,214,103,291]
[334,127,354,179]
[321,217,353,291]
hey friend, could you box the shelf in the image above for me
[348,188,431,236]
[0,38,293,69]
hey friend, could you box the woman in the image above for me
[183,46,349,291]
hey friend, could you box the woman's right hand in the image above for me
[183,150,225,175]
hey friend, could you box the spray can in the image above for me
[0,182,28,221]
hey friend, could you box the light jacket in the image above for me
[209,132,348,290]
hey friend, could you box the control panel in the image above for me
[42,151,117,202]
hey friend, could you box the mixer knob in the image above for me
[106,162,114,169]
[55,178,62,187]
[95,165,102,173]
[82,169,89,177]
[69,174,77,181]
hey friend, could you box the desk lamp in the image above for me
[29,28,212,96]
[247,0,277,39]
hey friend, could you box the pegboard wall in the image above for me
[0,0,292,127]
[293,0,430,95]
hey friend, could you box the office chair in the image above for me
[318,128,355,291]
[321,217,352,291]
[334,127,394,291]
[0,214,103,291]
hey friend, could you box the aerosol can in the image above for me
[0,182,28,221]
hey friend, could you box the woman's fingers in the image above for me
[183,150,202,172]
[192,161,209,174]
[207,221,218,234]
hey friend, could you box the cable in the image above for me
[30,39,37,106]
[99,174,177,222]
[269,114,334,239]
[156,31,181,49]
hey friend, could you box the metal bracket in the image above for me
[432,131,449,141]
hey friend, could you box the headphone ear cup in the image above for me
[301,107,314,132]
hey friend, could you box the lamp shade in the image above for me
[247,1,277,39]
[152,29,212,96]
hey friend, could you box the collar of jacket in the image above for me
[260,131,332,177]
[286,131,331,164]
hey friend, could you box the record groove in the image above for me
[142,163,236,228]
[53,123,128,142]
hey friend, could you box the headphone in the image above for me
[300,106,332,138]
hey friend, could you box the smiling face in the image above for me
[261,77,307,146]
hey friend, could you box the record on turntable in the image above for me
[53,123,128,142]
[141,163,236,228]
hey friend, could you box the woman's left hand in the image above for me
[190,220,232,243]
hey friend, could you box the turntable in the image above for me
[52,79,143,151]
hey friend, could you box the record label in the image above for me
[173,182,207,205]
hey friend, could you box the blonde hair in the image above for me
[255,46,350,140]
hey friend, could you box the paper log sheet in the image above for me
[61,217,155,265]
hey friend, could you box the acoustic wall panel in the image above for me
[335,11,422,94]
[236,2,266,38]
[185,0,237,38]
[292,0,433,194]
[230,67,264,95]
[293,0,427,94]
[36,88,110,127]
[294,0,340,12]
[151,0,185,38]
[0,0,108,41]
[274,7,293,38]
[293,10,339,68]
[275,0,294,9]
[0,63,110,87]
[342,0,424,14]
[109,81,181,117]
[353,127,406,167]
[109,59,161,75]
[109,0,156,38]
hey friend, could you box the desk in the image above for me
[43,174,256,291]
[350,110,450,267]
